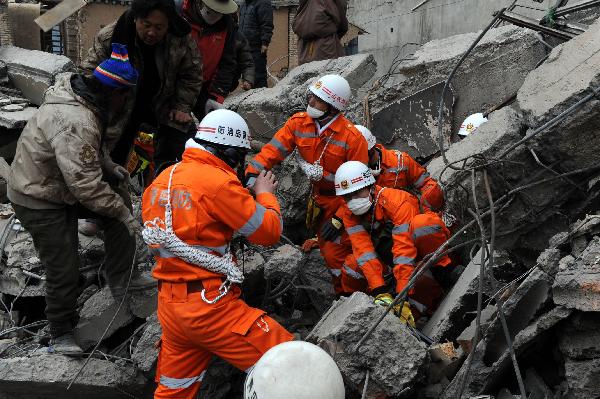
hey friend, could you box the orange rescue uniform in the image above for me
[246,112,369,287]
[374,144,444,211]
[339,186,450,315]
[142,147,293,399]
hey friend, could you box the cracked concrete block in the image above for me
[559,313,600,360]
[225,53,376,143]
[132,312,161,377]
[423,248,510,342]
[299,249,336,314]
[308,292,429,397]
[74,287,135,351]
[0,105,36,129]
[442,306,572,398]
[553,236,600,311]
[456,304,497,354]
[0,352,144,399]
[0,47,74,105]
[563,357,600,399]
[129,289,157,319]
[264,244,303,280]
[350,25,546,158]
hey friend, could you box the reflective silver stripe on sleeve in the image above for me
[343,264,365,280]
[268,137,290,158]
[329,138,349,149]
[239,204,267,237]
[293,130,316,138]
[413,172,430,188]
[329,268,342,277]
[249,159,265,172]
[412,225,441,240]
[246,176,256,188]
[357,252,377,267]
[393,256,415,266]
[160,372,206,389]
[154,243,229,258]
[346,225,366,235]
[392,224,410,235]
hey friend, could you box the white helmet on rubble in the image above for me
[355,125,377,150]
[195,109,251,149]
[335,161,375,196]
[308,74,352,111]
[244,341,345,399]
[458,113,488,137]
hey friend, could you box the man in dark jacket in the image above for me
[231,29,255,91]
[179,0,239,119]
[239,0,273,88]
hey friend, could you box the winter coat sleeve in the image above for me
[81,23,114,74]
[171,35,203,113]
[52,123,129,220]
[403,153,445,211]
[335,0,348,37]
[237,33,256,84]
[257,0,274,45]
[208,19,238,99]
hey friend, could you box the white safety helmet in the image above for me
[195,109,251,149]
[355,125,377,150]
[308,74,352,111]
[458,113,488,137]
[334,160,376,196]
[244,341,345,399]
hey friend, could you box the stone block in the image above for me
[0,105,36,129]
[74,287,135,351]
[553,236,600,311]
[131,312,161,377]
[0,46,74,105]
[308,292,429,397]
[264,244,303,280]
[0,352,144,399]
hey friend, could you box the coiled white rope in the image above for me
[142,163,244,302]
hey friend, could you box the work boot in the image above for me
[78,218,100,237]
[48,331,84,357]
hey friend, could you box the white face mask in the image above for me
[306,105,325,119]
[200,6,223,25]
[347,196,372,215]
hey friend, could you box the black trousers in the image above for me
[12,186,135,336]
[250,48,268,88]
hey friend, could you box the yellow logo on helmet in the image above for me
[340,180,349,189]
[466,123,474,132]
[314,80,322,89]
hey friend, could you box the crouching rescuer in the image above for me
[141,109,293,398]
[333,161,453,324]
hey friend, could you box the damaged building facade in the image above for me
[1,1,600,398]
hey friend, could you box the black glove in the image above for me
[320,216,343,242]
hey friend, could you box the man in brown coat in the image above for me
[292,0,348,65]
[82,0,202,172]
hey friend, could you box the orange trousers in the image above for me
[339,213,451,316]
[154,278,293,398]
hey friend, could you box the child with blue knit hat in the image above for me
[93,43,139,88]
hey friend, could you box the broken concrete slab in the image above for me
[226,53,376,143]
[74,287,135,351]
[0,352,145,399]
[0,105,35,129]
[442,306,572,398]
[131,312,161,377]
[553,236,600,311]
[524,368,554,399]
[562,357,600,399]
[263,244,303,280]
[456,304,497,353]
[298,249,336,314]
[423,248,510,343]
[0,46,74,105]
[559,312,600,360]
[308,292,429,397]
[349,25,547,159]
[129,288,157,319]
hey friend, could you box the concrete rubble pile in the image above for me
[1,10,600,399]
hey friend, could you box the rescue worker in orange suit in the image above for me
[245,74,369,293]
[142,109,293,399]
[177,0,239,119]
[333,161,452,321]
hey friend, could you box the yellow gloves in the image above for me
[373,293,416,328]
